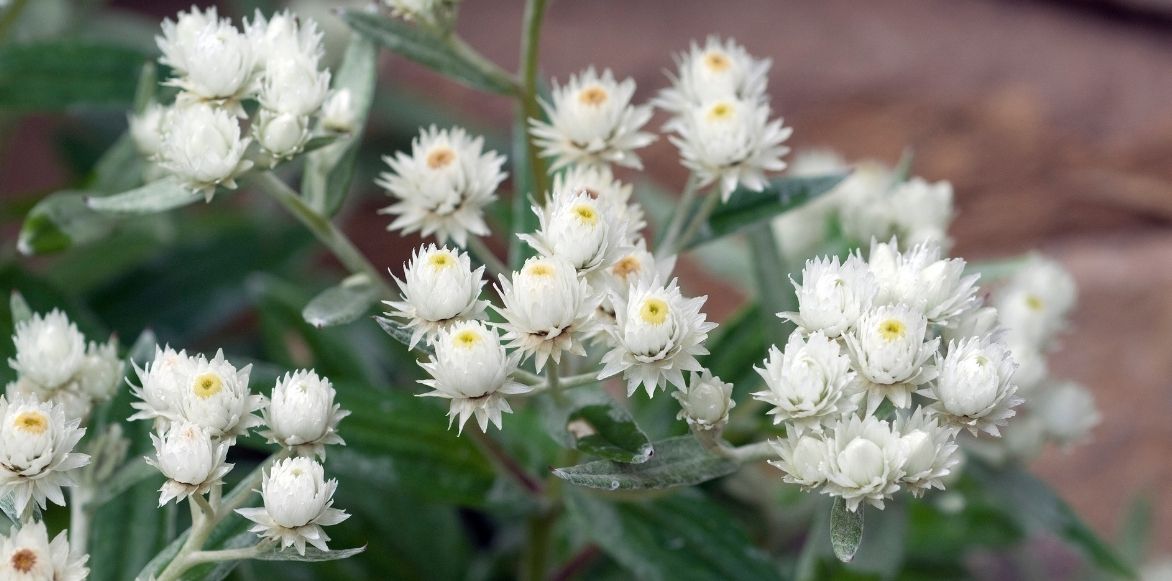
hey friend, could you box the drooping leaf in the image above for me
[302,35,379,216]
[565,488,783,581]
[0,41,147,110]
[683,173,849,250]
[342,10,517,96]
[553,435,738,491]
[301,275,381,328]
[86,176,202,215]
[19,191,118,255]
[830,497,864,563]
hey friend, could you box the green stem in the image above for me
[519,0,550,203]
[516,371,598,395]
[692,425,778,464]
[184,542,270,566]
[449,36,522,95]
[671,187,720,255]
[68,486,91,554]
[656,174,701,256]
[248,172,392,298]
[545,358,563,405]
[467,236,509,278]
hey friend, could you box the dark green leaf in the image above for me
[830,497,864,563]
[301,275,380,328]
[565,488,783,581]
[684,173,849,249]
[302,35,378,216]
[561,394,653,464]
[86,176,202,215]
[0,41,147,110]
[342,10,517,96]
[553,435,737,491]
[746,224,797,346]
[19,191,118,255]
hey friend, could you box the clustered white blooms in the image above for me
[6,309,122,421]
[131,346,350,553]
[0,520,89,580]
[0,395,90,513]
[133,6,350,198]
[384,244,489,348]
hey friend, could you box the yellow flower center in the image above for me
[1025,294,1044,311]
[707,101,735,121]
[10,548,36,573]
[453,329,481,349]
[639,298,669,325]
[12,411,47,434]
[525,262,555,277]
[427,251,455,269]
[704,51,731,72]
[426,146,456,169]
[612,256,642,280]
[192,373,223,399]
[878,319,906,341]
[578,85,609,106]
[571,203,598,224]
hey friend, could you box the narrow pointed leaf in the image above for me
[683,173,849,249]
[19,191,119,255]
[553,435,737,491]
[302,275,380,328]
[830,497,865,562]
[87,176,202,215]
[543,391,654,463]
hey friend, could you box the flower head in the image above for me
[780,254,878,338]
[656,35,771,115]
[518,187,632,277]
[552,164,645,242]
[1034,381,1099,446]
[0,396,89,513]
[377,126,506,247]
[992,254,1077,349]
[262,370,349,458]
[753,331,859,435]
[886,178,954,249]
[385,244,489,349]
[157,103,253,199]
[419,321,530,433]
[9,310,85,389]
[673,371,734,430]
[844,304,939,413]
[768,432,830,489]
[159,7,255,106]
[822,415,906,511]
[529,67,655,171]
[868,239,978,325]
[258,53,330,117]
[254,110,310,159]
[598,278,717,396]
[146,421,232,505]
[245,9,325,68]
[129,345,193,426]
[496,257,600,372]
[174,350,263,443]
[923,337,1021,436]
[236,457,349,556]
[0,520,88,581]
[894,408,959,496]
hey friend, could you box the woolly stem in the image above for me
[518,0,550,203]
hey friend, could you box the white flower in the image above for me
[552,164,645,242]
[822,415,906,511]
[595,239,676,316]
[9,309,85,389]
[672,371,734,429]
[320,89,356,133]
[0,520,88,581]
[844,304,939,413]
[667,96,791,201]
[159,7,255,106]
[157,103,253,199]
[75,338,122,402]
[753,331,859,435]
[1034,381,1099,446]
[146,421,232,506]
[258,53,331,117]
[384,244,489,349]
[768,432,830,489]
[245,9,325,67]
[895,408,959,496]
[655,35,771,115]
[941,305,1001,344]
[867,239,979,325]
[377,126,506,247]
[174,350,263,443]
[262,370,349,458]
[992,254,1077,349]
[419,321,529,433]
[598,277,717,397]
[518,187,631,277]
[496,257,600,372]
[254,110,309,159]
[129,345,193,426]
[887,178,954,249]
[780,254,878,338]
[529,67,655,171]
[237,458,349,556]
[923,337,1021,436]
[0,396,89,513]
[128,103,169,157]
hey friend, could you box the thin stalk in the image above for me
[449,36,522,95]
[518,0,550,203]
[248,172,392,298]
[517,372,599,396]
[656,175,701,256]
[68,486,91,553]
[467,236,509,278]
[691,425,778,464]
[184,543,269,566]
[545,359,563,405]
[672,188,721,254]
[468,430,543,496]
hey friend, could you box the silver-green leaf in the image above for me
[683,173,849,249]
[552,435,737,491]
[302,275,381,328]
[830,497,864,563]
[87,176,202,215]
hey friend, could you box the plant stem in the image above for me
[657,174,701,256]
[692,425,778,464]
[248,172,392,298]
[68,486,91,554]
[184,544,267,566]
[468,429,543,496]
[672,187,721,253]
[449,35,522,95]
[519,0,550,203]
[467,236,509,278]
[545,359,563,405]
[517,371,599,396]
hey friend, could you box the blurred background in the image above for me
[1,0,1170,573]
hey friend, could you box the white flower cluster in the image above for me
[131,348,349,554]
[130,7,351,198]
[6,309,122,422]
[0,520,88,580]
[762,237,1015,511]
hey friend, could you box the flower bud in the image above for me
[237,457,350,555]
[321,89,356,133]
[157,103,253,197]
[386,244,488,348]
[10,310,86,389]
[753,331,857,434]
[419,321,529,433]
[927,337,1021,436]
[256,110,309,158]
[782,254,877,338]
[673,371,733,429]
[147,421,231,505]
[263,370,348,457]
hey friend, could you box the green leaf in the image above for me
[545,391,653,463]
[509,117,538,270]
[684,173,849,250]
[302,35,378,216]
[553,435,738,491]
[342,10,517,96]
[0,41,147,110]
[746,224,796,346]
[9,291,31,326]
[373,314,430,356]
[301,275,381,328]
[84,458,156,509]
[86,176,202,215]
[830,497,864,563]
[969,460,1137,579]
[19,191,118,255]
[90,133,147,196]
[565,488,783,581]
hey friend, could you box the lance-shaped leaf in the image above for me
[830,497,865,563]
[342,10,518,96]
[302,274,380,328]
[553,435,738,491]
[683,173,848,249]
[19,191,119,255]
[540,391,653,463]
[0,41,147,110]
[87,176,202,215]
